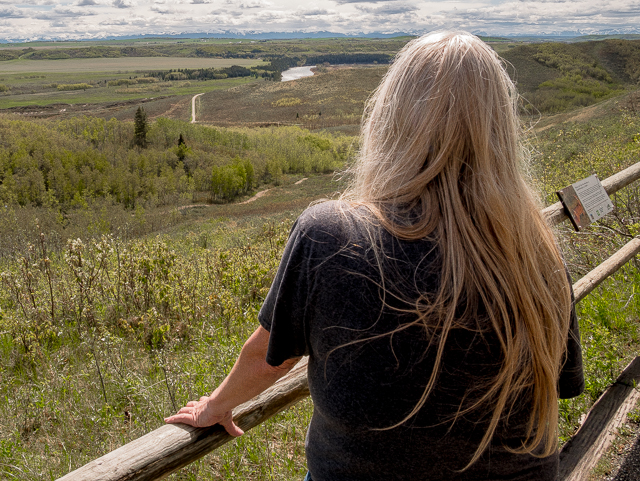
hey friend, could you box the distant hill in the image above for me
[1,31,414,44]
[196,39,640,127]
[501,39,640,113]
[3,37,640,122]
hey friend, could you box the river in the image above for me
[281,66,315,82]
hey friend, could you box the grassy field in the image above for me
[198,66,386,135]
[0,76,260,113]
[3,37,640,125]
[0,93,639,480]
[0,57,264,74]
[0,172,342,481]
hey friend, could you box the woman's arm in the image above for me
[164,325,301,435]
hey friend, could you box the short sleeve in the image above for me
[258,218,312,366]
[558,280,584,399]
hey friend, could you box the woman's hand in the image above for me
[164,396,244,437]
[163,326,298,437]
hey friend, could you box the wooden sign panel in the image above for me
[556,174,614,231]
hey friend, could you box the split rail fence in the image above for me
[58,162,640,481]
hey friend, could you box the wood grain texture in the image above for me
[573,237,640,303]
[56,357,309,481]
[542,161,640,227]
[559,357,640,481]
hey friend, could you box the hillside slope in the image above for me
[502,40,640,113]
[197,66,386,134]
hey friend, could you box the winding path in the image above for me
[191,93,204,123]
[239,188,272,205]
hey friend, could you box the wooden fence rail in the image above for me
[57,359,310,481]
[559,356,640,481]
[58,162,640,481]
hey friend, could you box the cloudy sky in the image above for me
[1,0,639,41]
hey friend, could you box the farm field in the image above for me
[3,37,640,126]
[0,57,267,111]
[0,76,258,116]
[0,57,264,73]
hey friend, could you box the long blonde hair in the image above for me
[341,31,572,467]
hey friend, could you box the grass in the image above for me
[0,58,265,74]
[0,109,639,478]
[0,173,342,480]
[0,69,262,111]
[198,66,387,135]
[0,42,640,478]
[526,98,640,447]
[4,38,640,127]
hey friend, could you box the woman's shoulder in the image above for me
[296,200,371,233]
[289,201,378,256]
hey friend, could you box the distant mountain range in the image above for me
[2,30,640,44]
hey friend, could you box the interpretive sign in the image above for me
[556,174,614,231]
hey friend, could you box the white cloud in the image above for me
[54,6,98,16]
[355,2,417,14]
[2,0,640,39]
[0,7,26,17]
[0,0,54,4]
[334,0,393,3]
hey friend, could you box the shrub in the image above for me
[272,97,302,107]
[57,83,93,91]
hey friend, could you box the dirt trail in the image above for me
[239,189,272,204]
[191,93,204,123]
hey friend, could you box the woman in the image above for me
[166,31,584,480]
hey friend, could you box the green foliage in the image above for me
[530,110,640,206]
[0,50,20,61]
[559,268,640,444]
[595,39,640,84]
[528,106,640,443]
[0,115,353,221]
[0,84,9,93]
[57,83,93,91]
[108,79,139,87]
[502,41,631,113]
[210,157,254,201]
[298,134,332,151]
[134,106,149,149]
[532,43,613,81]
[0,214,306,479]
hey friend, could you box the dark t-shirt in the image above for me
[258,201,584,481]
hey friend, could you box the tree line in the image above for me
[143,56,301,82]
[304,53,393,65]
[0,114,354,209]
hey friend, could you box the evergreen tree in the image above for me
[176,133,188,161]
[134,106,148,148]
